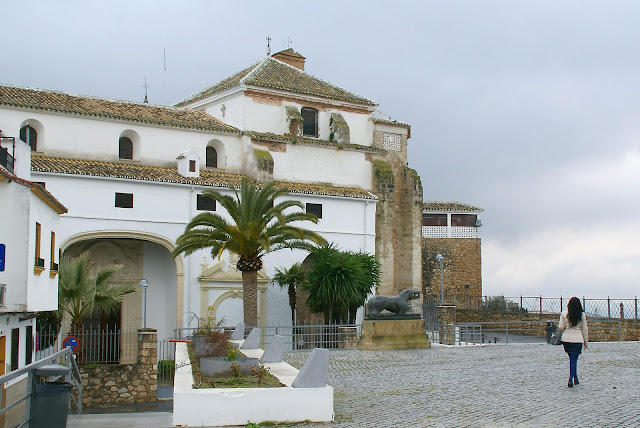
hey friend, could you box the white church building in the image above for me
[0,49,421,343]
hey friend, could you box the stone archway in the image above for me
[61,231,185,332]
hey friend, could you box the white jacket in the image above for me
[558,310,588,345]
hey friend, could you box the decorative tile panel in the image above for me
[383,133,401,152]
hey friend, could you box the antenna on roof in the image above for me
[143,77,150,104]
[285,37,293,49]
[266,36,272,56]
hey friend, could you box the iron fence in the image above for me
[432,294,639,319]
[173,322,361,352]
[37,325,138,364]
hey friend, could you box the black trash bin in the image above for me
[545,321,557,344]
[32,365,72,428]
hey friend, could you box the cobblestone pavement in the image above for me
[283,342,640,428]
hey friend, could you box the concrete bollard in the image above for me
[292,348,329,388]
[260,335,285,363]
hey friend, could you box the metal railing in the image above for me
[0,138,15,173]
[174,323,361,352]
[0,347,82,427]
[37,325,138,364]
[431,294,639,319]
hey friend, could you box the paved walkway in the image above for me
[68,341,640,427]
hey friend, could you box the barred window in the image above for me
[206,146,217,168]
[306,203,322,219]
[115,192,134,208]
[197,194,216,211]
[301,107,318,137]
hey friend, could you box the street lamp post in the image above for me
[138,279,149,328]
[435,254,444,304]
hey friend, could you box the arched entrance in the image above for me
[61,231,184,344]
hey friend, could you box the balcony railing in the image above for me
[34,257,45,268]
[0,144,14,173]
[50,261,59,272]
[422,225,479,238]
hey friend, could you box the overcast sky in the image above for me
[3,1,639,298]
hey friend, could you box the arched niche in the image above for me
[19,118,44,152]
[205,139,226,169]
[119,130,141,161]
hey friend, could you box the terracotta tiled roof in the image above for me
[244,131,386,154]
[31,155,377,200]
[0,84,239,133]
[0,167,67,214]
[422,201,484,213]
[175,57,377,107]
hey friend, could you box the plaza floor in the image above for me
[67,341,640,427]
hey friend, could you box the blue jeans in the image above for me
[569,353,579,382]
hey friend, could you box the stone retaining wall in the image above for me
[78,328,157,407]
[455,310,640,341]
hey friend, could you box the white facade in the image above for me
[0,137,66,377]
[0,50,415,341]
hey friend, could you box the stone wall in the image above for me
[371,128,423,298]
[456,310,640,342]
[79,329,157,407]
[422,238,482,306]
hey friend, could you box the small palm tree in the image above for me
[272,263,307,325]
[303,245,379,324]
[172,178,327,327]
[57,252,137,333]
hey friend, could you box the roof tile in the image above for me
[175,57,377,107]
[31,155,376,200]
[0,85,239,133]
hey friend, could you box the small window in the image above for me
[25,326,33,365]
[422,214,447,226]
[115,192,134,208]
[50,232,58,272]
[451,214,477,227]
[119,137,133,159]
[301,107,318,137]
[20,125,37,151]
[206,146,218,168]
[34,222,43,268]
[189,160,196,172]
[306,203,322,219]
[197,194,216,211]
[11,328,19,371]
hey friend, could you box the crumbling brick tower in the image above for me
[370,120,423,298]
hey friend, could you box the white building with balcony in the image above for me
[0,136,67,382]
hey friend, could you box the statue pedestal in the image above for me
[358,319,431,350]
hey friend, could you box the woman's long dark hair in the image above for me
[567,296,584,327]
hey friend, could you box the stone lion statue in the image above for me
[367,289,421,317]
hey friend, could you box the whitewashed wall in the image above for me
[268,142,372,189]
[0,109,245,174]
[35,172,376,335]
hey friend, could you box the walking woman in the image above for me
[557,296,589,387]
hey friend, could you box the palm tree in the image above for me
[57,252,137,333]
[303,246,379,324]
[172,178,327,327]
[272,263,307,325]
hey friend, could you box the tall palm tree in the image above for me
[272,263,306,325]
[172,178,327,327]
[57,252,137,333]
